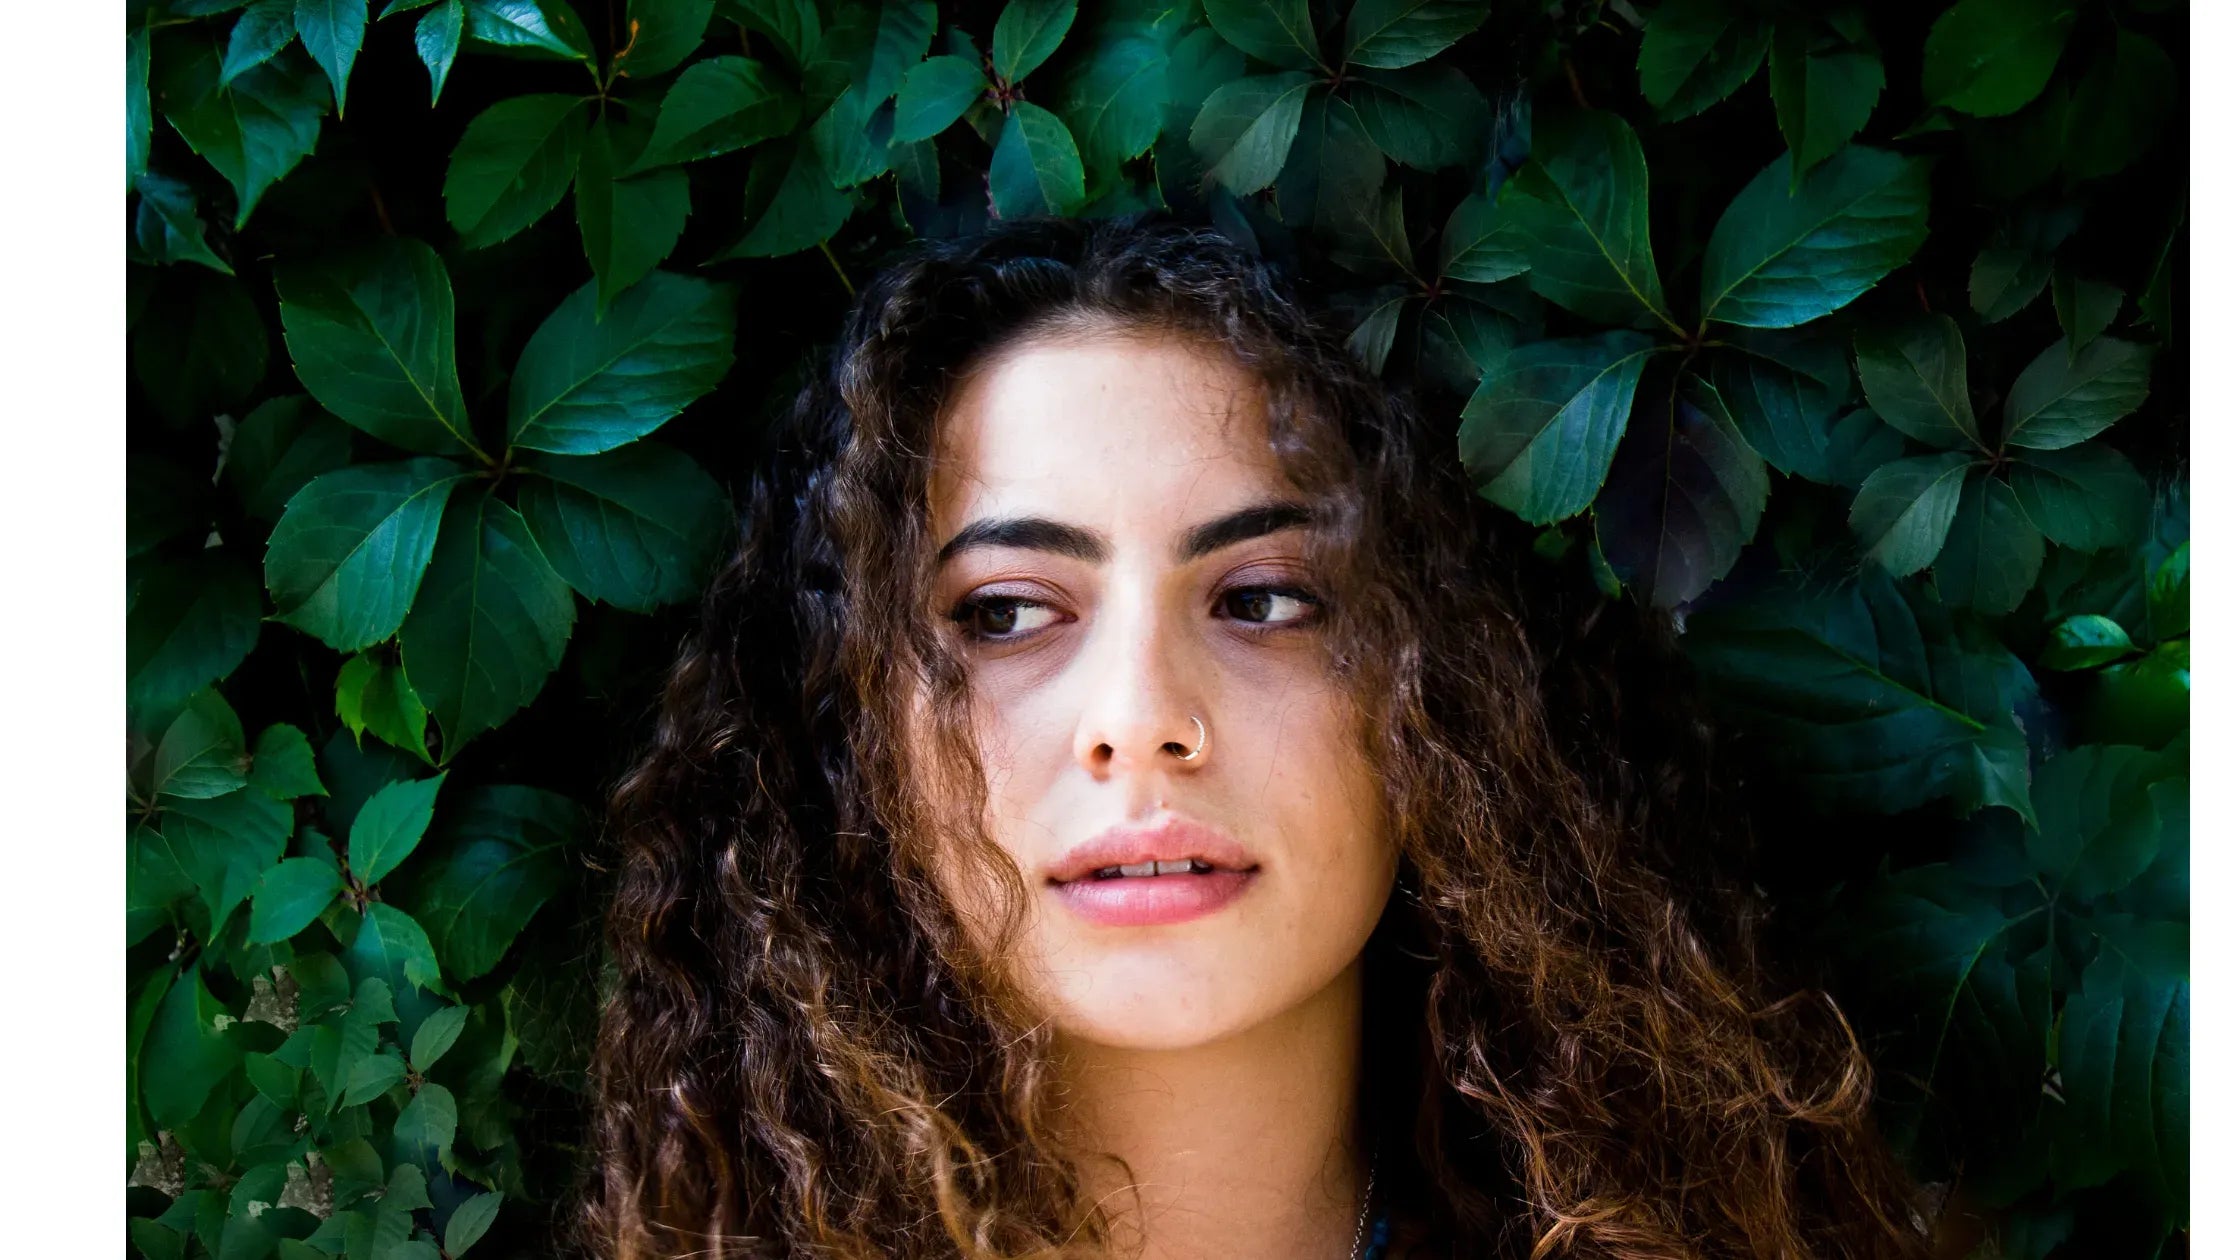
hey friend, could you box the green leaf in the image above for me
[1700,144,1930,328]
[2059,919,2187,1212]
[1636,0,1770,121]
[265,459,472,652]
[2006,444,2149,551]
[250,723,328,798]
[1202,0,1319,70]
[1855,314,1982,450]
[2149,540,2187,642]
[393,785,576,979]
[275,238,481,458]
[1342,0,1484,69]
[2052,271,2123,363]
[1849,450,1975,576]
[1459,331,1658,525]
[1437,195,1525,284]
[336,652,435,760]
[1969,245,2051,324]
[1769,21,1883,188]
[2042,614,2139,671]
[341,1049,409,1105]
[349,773,448,885]
[442,94,589,249]
[129,28,153,185]
[165,788,296,932]
[295,0,368,114]
[506,270,737,454]
[129,174,234,275]
[1056,31,1166,176]
[637,55,800,167]
[393,1082,459,1165]
[225,395,356,522]
[409,1005,469,1071]
[576,119,691,315]
[727,0,820,68]
[617,0,715,79]
[249,857,346,943]
[806,83,895,188]
[2001,337,2154,451]
[1492,109,1670,328]
[143,965,243,1128]
[993,0,1076,82]
[1934,469,2044,615]
[1349,64,1486,170]
[1271,91,1385,236]
[344,902,446,995]
[1593,372,1770,608]
[221,1,298,87]
[128,551,263,713]
[1709,328,1856,482]
[1682,567,2039,822]
[1190,73,1313,196]
[804,0,935,110]
[415,0,464,104]
[130,268,270,428]
[399,492,577,755]
[1922,0,2076,117]
[153,689,249,801]
[463,0,595,60]
[158,35,330,230]
[720,139,852,259]
[2063,31,2177,181]
[990,101,1088,217]
[2083,638,2189,750]
[891,55,987,143]
[516,444,733,611]
[443,1191,504,1256]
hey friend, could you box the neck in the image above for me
[1053,957,1371,1260]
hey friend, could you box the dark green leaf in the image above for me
[165,788,296,931]
[617,0,715,79]
[443,1191,503,1256]
[1492,110,1670,327]
[1769,21,1883,187]
[399,492,576,755]
[442,94,588,249]
[349,773,448,885]
[2041,614,2139,671]
[249,857,346,943]
[409,1005,469,1071]
[1414,287,1525,395]
[807,84,896,188]
[129,174,233,274]
[335,652,435,760]
[130,28,153,185]
[2082,638,2188,750]
[1935,469,2044,615]
[128,551,263,713]
[1056,31,1166,176]
[1824,407,1910,490]
[393,1082,458,1165]
[1594,372,1770,608]
[1709,328,1856,481]
[1921,0,2076,117]
[1700,144,1931,328]
[637,55,800,166]
[265,459,471,652]
[726,0,820,68]
[1437,195,1525,284]
[143,965,243,1128]
[719,139,852,259]
[393,785,576,979]
[516,444,733,611]
[576,119,691,315]
[223,394,356,522]
[2007,443,2149,551]
[1202,0,1320,70]
[343,902,446,995]
[1344,290,1407,375]
[275,238,481,458]
[462,0,595,60]
[892,55,988,143]
[295,0,369,114]
[153,688,249,801]
[1849,450,1974,576]
[222,1,298,87]
[2001,337,2154,450]
[2058,920,2187,1212]
[1342,0,1486,70]
[1190,72,1313,196]
[1855,314,1982,450]
[1349,64,1487,170]
[2063,31,2177,180]
[157,36,329,228]
[506,270,737,454]
[990,101,1088,217]
[1969,245,2051,324]
[1682,567,2039,822]
[2149,540,2187,642]
[415,0,464,104]
[1271,91,1386,235]
[130,268,270,427]
[1636,0,1770,121]
[341,1049,409,1105]
[993,0,1077,82]
[2053,271,2124,364]
[1458,331,1658,525]
[250,723,328,798]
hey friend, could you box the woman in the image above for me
[584,216,1931,1259]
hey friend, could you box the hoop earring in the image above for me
[1175,715,1207,761]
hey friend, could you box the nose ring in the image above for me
[1175,715,1207,761]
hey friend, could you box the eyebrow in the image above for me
[934,498,1313,567]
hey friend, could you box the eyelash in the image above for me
[945,584,1326,644]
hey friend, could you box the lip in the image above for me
[1045,816,1261,928]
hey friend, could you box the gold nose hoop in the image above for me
[1176,715,1207,761]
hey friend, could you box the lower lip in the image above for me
[1050,869,1258,927]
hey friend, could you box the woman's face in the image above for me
[919,325,1397,1051]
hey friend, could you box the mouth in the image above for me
[1067,857,1254,881]
[1045,816,1262,926]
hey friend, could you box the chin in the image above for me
[1034,939,1303,1050]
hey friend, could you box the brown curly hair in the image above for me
[583,215,1934,1259]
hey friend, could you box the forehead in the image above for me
[926,329,1290,537]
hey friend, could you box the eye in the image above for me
[949,595,1064,642]
[1217,585,1322,628]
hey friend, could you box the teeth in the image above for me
[1118,861,1158,877]
[1089,859,1216,879]
[1154,859,1194,875]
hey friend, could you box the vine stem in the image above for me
[820,241,856,297]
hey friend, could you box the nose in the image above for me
[1071,591,1208,780]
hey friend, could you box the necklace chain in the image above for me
[1347,1148,1379,1260]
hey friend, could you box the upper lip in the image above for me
[1045,815,1260,884]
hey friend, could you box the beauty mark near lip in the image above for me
[1045,816,1261,927]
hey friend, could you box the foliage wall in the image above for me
[124,0,2188,1255]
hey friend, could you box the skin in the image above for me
[920,325,1400,1259]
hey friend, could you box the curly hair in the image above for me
[582,214,1934,1259]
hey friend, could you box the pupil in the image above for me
[1235,591,1273,621]
[981,602,1017,634]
